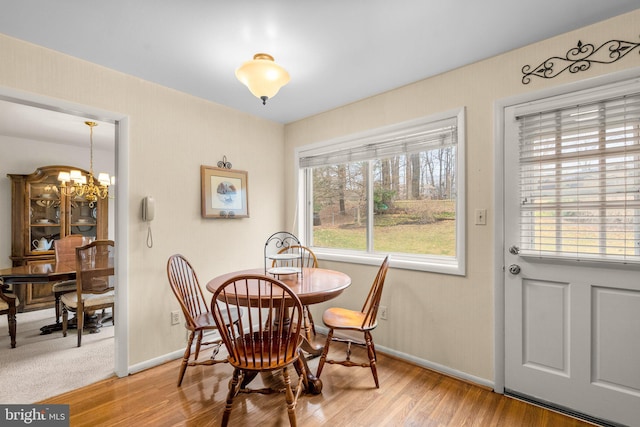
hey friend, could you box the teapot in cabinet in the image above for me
[33,237,53,251]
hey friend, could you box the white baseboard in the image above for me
[127,329,223,375]
[315,325,494,390]
[128,327,495,391]
[128,348,184,375]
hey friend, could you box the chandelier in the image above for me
[235,53,290,105]
[57,121,111,207]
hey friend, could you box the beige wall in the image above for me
[284,9,640,383]
[0,35,286,365]
[1,8,638,383]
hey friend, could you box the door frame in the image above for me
[492,66,640,394]
[0,86,130,377]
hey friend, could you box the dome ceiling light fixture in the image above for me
[235,53,290,105]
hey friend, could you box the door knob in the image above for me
[508,264,521,275]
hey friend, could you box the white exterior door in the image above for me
[503,82,640,427]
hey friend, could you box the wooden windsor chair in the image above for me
[316,256,390,388]
[211,274,307,427]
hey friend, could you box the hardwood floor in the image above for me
[42,341,595,426]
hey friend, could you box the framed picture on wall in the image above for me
[201,165,249,218]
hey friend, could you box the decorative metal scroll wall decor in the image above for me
[217,155,232,169]
[522,38,640,84]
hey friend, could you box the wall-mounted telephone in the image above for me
[142,196,155,248]
[142,196,155,222]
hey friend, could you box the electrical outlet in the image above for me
[379,305,388,320]
[171,310,180,325]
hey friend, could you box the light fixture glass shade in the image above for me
[235,53,290,104]
[98,173,111,186]
[58,171,70,183]
[70,170,83,182]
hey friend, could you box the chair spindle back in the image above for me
[75,240,114,294]
[361,256,390,329]
[167,255,209,330]
[211,274,303,370]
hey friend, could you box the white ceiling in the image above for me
[0,1,638,145]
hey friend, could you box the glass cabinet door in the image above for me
[69,195,98,239]
[28,176,61,254]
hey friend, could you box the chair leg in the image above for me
[365,331,379,388]
[194,330,203,360]
[8,304,16,348]
[316,328,333,379]
[54,293,61,324]
[221,368,241,427]
[283,366,298,427]
[178,331,195,387]
[62,306,68,337]
[77,303,84,348]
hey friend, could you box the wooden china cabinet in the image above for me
[8,165,108,311]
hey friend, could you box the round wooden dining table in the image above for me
[206,267,351,393]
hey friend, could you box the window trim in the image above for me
[295,108,466,275]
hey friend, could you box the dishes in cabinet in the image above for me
[36,199,59,208]
[35,218,55,224]
[76,218,94,224]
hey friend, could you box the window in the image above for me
[517,90,640,263]
[297,109,465,274]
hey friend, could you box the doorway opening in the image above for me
[0,90,129,401]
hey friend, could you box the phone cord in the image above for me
[146,223,153,248]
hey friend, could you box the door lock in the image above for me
[508,264,521,275]
[509,245,520,255]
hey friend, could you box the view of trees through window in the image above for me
[310,146,457,256]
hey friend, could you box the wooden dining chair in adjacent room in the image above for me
[61,240,115,347]
[0,280,18,348]
[167,254,240,387]
[52,235,92,326]
[316,255,390,388]
[273,245,319,340]
[211,274,307,427]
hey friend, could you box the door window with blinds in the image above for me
[516,89,640,264]
[297,109,466,274]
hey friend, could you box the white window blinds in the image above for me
[517,94,640,263]
[299,117,457,168]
